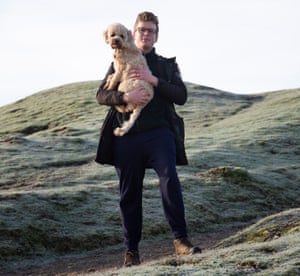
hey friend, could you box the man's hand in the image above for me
[123,87,151,105]
[130,66,158,87]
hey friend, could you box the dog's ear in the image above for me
[126,29,134,44]
[103,29,109,44]
[123,29,134,49]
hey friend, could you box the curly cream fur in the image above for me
[103,23,153,136]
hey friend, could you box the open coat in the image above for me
[95,54,188,166]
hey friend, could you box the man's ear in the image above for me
[131,29,136,40]
[154,32,158,43]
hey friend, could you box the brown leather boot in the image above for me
[124,250,141,267]
[173,237,202,255]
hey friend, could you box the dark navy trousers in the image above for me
[114,127,187,251]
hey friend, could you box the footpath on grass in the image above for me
[4,231,231,276]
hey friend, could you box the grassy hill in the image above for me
[0,81,299,275]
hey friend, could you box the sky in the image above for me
[0,0,300,107]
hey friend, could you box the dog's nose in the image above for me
[112,38,121,47]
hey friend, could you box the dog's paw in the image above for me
[114,127,125,136]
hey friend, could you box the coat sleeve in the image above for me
[96,63,126,106]
[156,58,187,105]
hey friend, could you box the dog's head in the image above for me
[103,23,134,50]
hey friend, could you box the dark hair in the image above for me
[134,11,159,33]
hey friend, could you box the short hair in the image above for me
[134,11,159,33]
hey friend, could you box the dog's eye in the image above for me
[111,33,116,37]
[120,34,124,39]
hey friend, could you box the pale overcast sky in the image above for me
[0,0,299,106]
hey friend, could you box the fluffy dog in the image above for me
[103,23,153,136]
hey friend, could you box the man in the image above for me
[96,11,201,267]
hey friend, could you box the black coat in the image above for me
[95,51,188,166]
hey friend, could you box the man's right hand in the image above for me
[123,88,151,105]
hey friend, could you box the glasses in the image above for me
[137,27,157,35]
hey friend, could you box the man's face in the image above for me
[133,21,158,53]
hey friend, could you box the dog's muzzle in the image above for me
[111,39,122,49]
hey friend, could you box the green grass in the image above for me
[0,81,299,274]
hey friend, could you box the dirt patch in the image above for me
[4,231,233,276]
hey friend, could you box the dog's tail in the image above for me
[113,107,142,136]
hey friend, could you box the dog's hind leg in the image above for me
[113,107,142,136]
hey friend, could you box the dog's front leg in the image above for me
[104,71,121,90]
